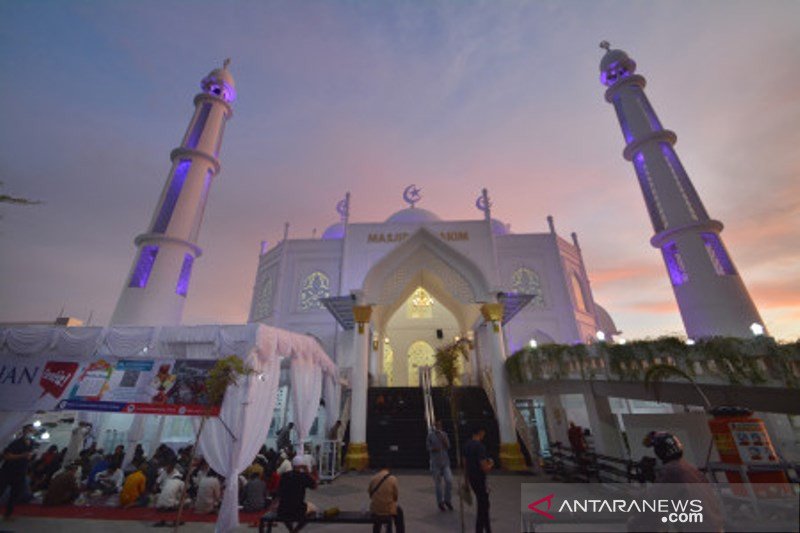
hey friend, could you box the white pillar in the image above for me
[481,304,526,470]
[582,384,625,457]
[345,305,372,470]
[544,392,569,446]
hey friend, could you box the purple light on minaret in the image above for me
[599,42,765,338]
[111,60,235,326]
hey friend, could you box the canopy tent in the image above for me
[0,323,337,533]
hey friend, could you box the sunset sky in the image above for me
[1,1,798,341]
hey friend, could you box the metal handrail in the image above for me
[421,365,436,430]
[481,368,537,469]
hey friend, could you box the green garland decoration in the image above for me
[506,336,800,388]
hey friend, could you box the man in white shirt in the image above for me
[194,471,221,514]
[156,469,185,511]
[96,464,124,495]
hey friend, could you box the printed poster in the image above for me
[0,355,221,416]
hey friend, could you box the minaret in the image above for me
[598,42,764,339]
[110,61,236,326]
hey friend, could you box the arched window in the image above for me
[383,343,394,387]
[571,273,588,312]
[511,267,545,307]
[299,271,330,311]
[407,341,437,387]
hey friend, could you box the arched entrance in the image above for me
[361,228,491,387]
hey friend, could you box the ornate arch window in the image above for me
[298,271,331,311]
[511,267,545,307]
[407,341,436,387]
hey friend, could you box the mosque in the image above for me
[20,44,770,470]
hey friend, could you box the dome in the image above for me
[490,218,510,236]
[599,48,637,87]
[201,61,236,103]
[321,222,345,240]
[595,303,621,336]
[385,207,441,224]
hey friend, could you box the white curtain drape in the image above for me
[122,414,146,465]
[195,351,281,533]
[290,354,323,444]
[322,373,341,435]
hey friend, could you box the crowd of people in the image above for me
[7,418,714,532]
[0,421,336,525]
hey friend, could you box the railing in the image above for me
[482,368,537,469]
[545,441,641,483]
[317,440,342,482]
[420,365,436,430]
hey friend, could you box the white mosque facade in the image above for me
[248,199,617,388]
[246,190,620,468]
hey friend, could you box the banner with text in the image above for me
[0,355,220,416]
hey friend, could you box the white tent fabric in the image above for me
[290,353,323,443]
[0,323,336,533]
[322,372,341,434]
[195,351,281,533]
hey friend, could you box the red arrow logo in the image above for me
[528,493,556,520]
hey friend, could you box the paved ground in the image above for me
[0,469,539,533]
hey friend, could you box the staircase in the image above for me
[367,386,499,468]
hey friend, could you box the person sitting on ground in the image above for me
[156,461,179,490]
[368,460,404,533]
[95,463,124,495]
[132,444,145,464]
[87,448,105,478]
[244,458,264,480]
[120,462,148,508]
[86,454,112,490]
[276,455,318,532]
[31,445,60,492]
[155,464,185,511]
[194,470,221,514]
[112,445,125,468]
[242,471,267,513]
[276,451,292,475]
[142,458,159,494]
[189,459,209,499]
[43,462,81,506]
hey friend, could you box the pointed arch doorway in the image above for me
[361,228,489,387]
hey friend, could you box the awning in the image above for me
[322,292,535,329]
